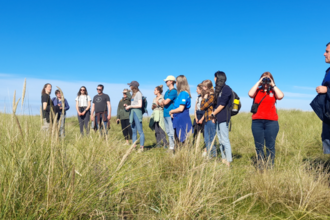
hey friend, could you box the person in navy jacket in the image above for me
[52,89,70,137]
[313,42,330,154]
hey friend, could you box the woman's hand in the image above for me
[125,105,130,110]
[204,94,208,99]
[258,77,265,85]
[170,113,174,118]
[269,78,275,87]
[91,115,94,121]
[116,119,120,124]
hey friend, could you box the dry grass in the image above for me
[0,83,330,219]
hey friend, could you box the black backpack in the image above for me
[220,86,241,130]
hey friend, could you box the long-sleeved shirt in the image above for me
[200,93,215,122]
[117,92,132,120]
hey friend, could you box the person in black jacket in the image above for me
[41,83,52,130]
[314,42,330,154]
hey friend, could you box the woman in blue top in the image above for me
[169,75,193,145]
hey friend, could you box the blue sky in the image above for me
[1,0,330,116]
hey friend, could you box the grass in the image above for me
[1,105,330,219]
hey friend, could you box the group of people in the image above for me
[40,42,330,170]
[40,71,285,169]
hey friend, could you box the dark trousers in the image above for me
[154,122,168,146]
[251,120,279,168]
[121,119,132,140]
[77,110,90,135]
[322,122,330,154]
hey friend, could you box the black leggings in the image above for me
[121,119,132,140]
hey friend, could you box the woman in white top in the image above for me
[75,86,92,135]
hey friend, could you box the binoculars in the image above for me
[262,77,271,85]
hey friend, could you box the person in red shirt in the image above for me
[248,72,284,170]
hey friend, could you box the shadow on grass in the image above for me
[303,157,330,173]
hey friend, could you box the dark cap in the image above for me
[127,81,139,87]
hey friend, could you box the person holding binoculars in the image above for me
[248,72,284,170]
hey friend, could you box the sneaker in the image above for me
[138,148,144,153]
[202,151,207,157]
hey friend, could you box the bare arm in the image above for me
[169,105,185,115]
[126,100,142,109]
[43,102,47,110]
[91,103,95,121]
[194,102,197,121]
[273,86,284,100]
[76,101,80,114]
[86,100,91,111]
[248,80,261,98]
[162,98,172,106]
[107,101,111,120]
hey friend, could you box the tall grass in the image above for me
[1,91,330,219]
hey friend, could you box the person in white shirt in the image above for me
[75,86,92,135]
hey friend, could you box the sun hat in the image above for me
[127,81,139,87]
[164,75,176,82]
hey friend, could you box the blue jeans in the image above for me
[164,117,175,149]
[95,114,108,135]
[131,112,145,146]
[204,120,216,157]
[251,120,279,167]
[216,122,232,162]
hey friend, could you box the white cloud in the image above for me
[293,86,315,91]
[282,92,315,98]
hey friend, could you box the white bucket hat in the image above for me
[164,75,176,82]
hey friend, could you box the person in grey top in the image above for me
[91,84,111,135]
[125,81,145,152]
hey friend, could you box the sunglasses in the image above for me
[97,88,102,91]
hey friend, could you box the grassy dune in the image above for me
[1,109,330,219]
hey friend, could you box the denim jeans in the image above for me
[131,112,145,146]
[216,121,232,162]
[251,119,279,167]
[164,117,175,149]
[204,120,216,157]
[95,114,108,135]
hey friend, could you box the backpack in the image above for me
[142,96,148,115]
[219,86,241,131]
[219,86,241,117]
[229,90,241,116]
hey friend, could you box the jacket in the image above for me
[311,68,330,123]
[52,97,70,117]
[117,92,132,120]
